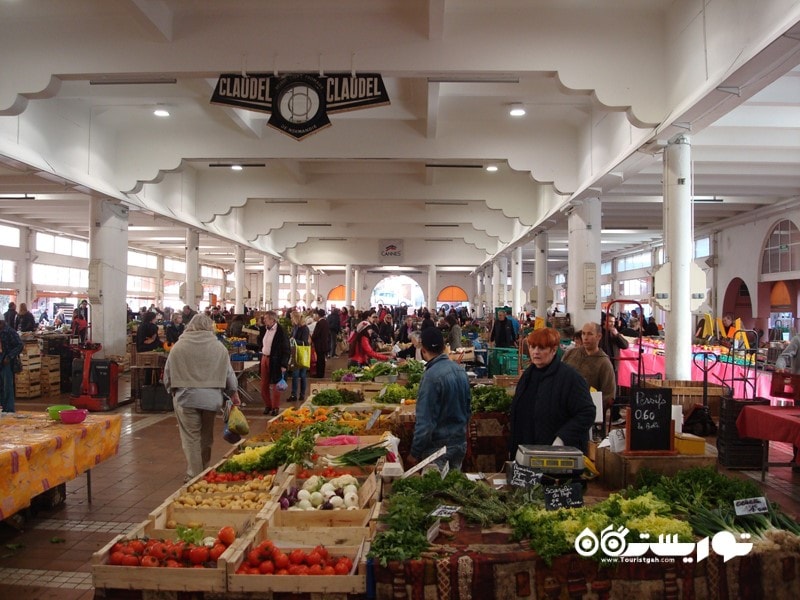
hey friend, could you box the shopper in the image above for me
[562,322,616,422]
[0,316,23,413]
[508,327,595,456]
[643,316,660,336]
[776,334,800,373]
[600,312,629,426]
[15,303,36,333]
[419,310,436,331]
[3,302,17,330]
[397,315,416,344]
[163,313,240,481]
[255,310,291,416]
[327,307,341,358]
[445,314,462,351]
[289,311,310,403]
[164,312,185,345]
[348,320,392,367]
[135,311,160,352]
[490,309,517,348]
[396,330,423,361]
[378,313,395,344]
[407,327,471,470]
[310,309,330,378]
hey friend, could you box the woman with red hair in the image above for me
[508,327,595,457]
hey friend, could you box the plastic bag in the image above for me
[276,375,288,391]
[227,405,250,435]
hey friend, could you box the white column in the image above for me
[344,264,353,313]
[664,135,693,380]
[234,246,245,313]
[492,261,502,310]
[512,247,523,317]
[566,198,602,327]
[288,263,298,308]
[184,229,200,309]
[354,268,362,310]
[88,198,129,356]
[304,267,312,308]
[484,269,493,317]
[535,231,549,318]
[427,265,437,312]
[475,272,484,318]
[155,255,165,308]
[263,256,280,310]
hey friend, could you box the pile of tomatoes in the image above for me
[203,469,275,483]
[295,466,356,480]
[107,526,237,568]
[234,539,354,576]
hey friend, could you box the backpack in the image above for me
[682,404,717,437]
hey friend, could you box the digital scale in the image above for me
[514,445,584,474]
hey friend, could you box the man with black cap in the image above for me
[407,327,471,471]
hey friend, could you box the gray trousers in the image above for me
[174,404,217,478]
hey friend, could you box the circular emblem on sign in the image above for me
[277,83,322,124]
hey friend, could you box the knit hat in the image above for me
[420,327,444,352]
[357,320,371,333]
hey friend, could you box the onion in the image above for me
[279,497,290,510]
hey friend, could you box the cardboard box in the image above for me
[597,446,717,489]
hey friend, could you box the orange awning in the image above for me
[327,285,355,302]
[437,286,468,303]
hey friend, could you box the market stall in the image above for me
[0,411,122,519]
[736,404,800,479]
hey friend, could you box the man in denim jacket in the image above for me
[408,328,471,470]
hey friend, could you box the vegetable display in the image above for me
[278,474,362,511]
[396,359,425,385]
[376,383,416,405]
[471,385,513,413]
[234,538,354,576]
[106,526,236,568]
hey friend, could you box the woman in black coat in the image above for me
[255,311,291,416]
[135,311,161,352]
[508,327,595,456]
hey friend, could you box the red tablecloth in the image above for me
[736,405,800,457]
[617,345,779,401]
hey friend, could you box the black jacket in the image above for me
[491,318,517,348]
[256,324,291,383]
[508,354,596,455]
[311,317,330,352]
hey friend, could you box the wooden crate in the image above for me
[136,351,167,368]
[91,520,233,592]
[226,519,367,594]
[15,369,41,398]
[644,378,726,418]
[596,446,718,489]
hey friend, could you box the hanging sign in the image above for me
[379,239,404,264]
[211,72,390,140]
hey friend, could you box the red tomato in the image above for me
[247,567,261,575]
[296,565,309,576]
[209,543,227,562]
[289,549,306,565]
[111,542,124,553]
[167,542,184,561]
[256,540,275,555]
[334,560,350,575]
[305,551,322,566]
[109,551,126,565]
[189,545,210,565]
[141,555,160,568]
[121,554,141,567]
[258,560,275,574]
[218,526,237,547]
[338,556,353,571]
[276,568,289,575]
[287,565,301,576]
[322,565,336,575]
[128,539,146,555]
[308,564,323,575]
[148,542,167,561]
[273,552,290,570]
[165,559,183,568]
[247,549,263,567]
[235,566,248,574]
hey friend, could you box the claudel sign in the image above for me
[211,72,390,140]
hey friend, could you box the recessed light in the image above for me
[231,165,243,171]
[153,108,170,117]
[485,165,498,173]
[509,103,526,117]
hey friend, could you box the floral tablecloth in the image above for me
[0,411,122,519]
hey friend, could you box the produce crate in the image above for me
[20,342,41,369]
[464,412,511,473]
[136,351,167,368]
[91,520,234,592]
[644,379,726,418]
[596,446,717,488]
[149,487,260,533]
[226,519,367,594]
[312,435,386,459]
[14,369,41,398]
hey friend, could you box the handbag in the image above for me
[227,405,250,436]
[295,343,311,369]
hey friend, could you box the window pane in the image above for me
[54,236,72,256]
[0,224,20,248]
[36,233,55,253]
[0,259,15,282]
[72,239,89,258]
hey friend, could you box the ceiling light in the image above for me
[485,165,498,173]
[153,107,170,117]
[693,196,723,202]
[509,103,526,117]
[231,164,243,171]
[0,193,34,199]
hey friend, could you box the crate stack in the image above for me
[39,355,61,397]
[15,341,42,398]
[717,397,770,468]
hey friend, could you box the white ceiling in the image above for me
[1,1,799,279]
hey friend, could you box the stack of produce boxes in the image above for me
[38,354,61,397]
[15,341,41,398]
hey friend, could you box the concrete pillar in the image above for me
[512,246,523,318]
[17,227,32,305]
[288,263,298,308]
[484,269,493,317]
[155,255,165,308]
[664,135,693,380]
[88,198,129,356]
[304,267,312,308]
[354,268,362,310]
[535,231,549,318]
[475,272,484,318]
[263,256,279,310]
[234,246,245,313]
[184,229,200,309]
[492,261,502,310]
[566,198,602,327]
[344,264,353,314]
[427,265,437,312]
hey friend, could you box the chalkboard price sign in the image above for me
[508,461,543,488]
[627,387,674,453]
[544,482,584,510]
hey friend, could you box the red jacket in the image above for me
[350,335,389,366]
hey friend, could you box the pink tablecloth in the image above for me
[617,345,781,402]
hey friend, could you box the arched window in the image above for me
[326,285,354,302]
[761,219,800,275]
[437,286,468,303]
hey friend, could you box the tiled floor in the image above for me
[1,362,799,599]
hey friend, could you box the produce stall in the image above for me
[0,411,122,519]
